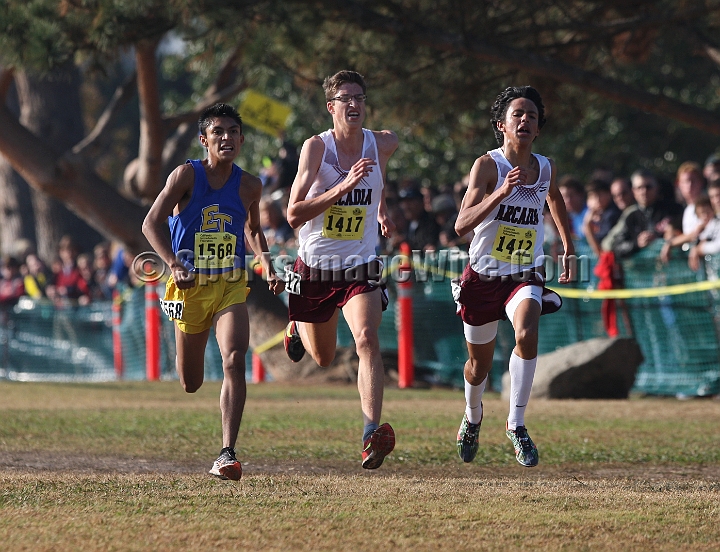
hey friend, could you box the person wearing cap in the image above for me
[398,186,441,251]
[432,193,463,248]
[704,153,720,187]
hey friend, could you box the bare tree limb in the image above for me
[162,44,248,133]
[0,101,148,252]
[134,38,165,200]
[162,80,250,132]
[706,45,720,67]
[72,71,137,156]
[0,66,15,102]
[160,45,249,177]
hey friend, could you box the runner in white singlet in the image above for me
[283,71,399,470]
[453,86,575,468]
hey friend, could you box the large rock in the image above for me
[502,337,643,400]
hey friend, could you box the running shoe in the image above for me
[505,423,539,467]
[456,413,482,463]
[284,320,305,362]
[361,423,395,469]
[209,447,242,480]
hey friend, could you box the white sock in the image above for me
[464,376,486,424]
[507,352,537,430]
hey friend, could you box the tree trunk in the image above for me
[14,65,102,259]
[0,81,36,257]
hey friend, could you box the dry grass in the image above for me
[1,381,719,551]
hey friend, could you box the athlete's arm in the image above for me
[377,187,395,238]
[375,129,399,171]
[142,164,196,288]
[241,173,285,295]
[375,130,399,239]
[286,135,376,229]
[545,158,576,283]
[455,155,527,237]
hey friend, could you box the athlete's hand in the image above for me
[343,158,376,192]
[557,244,576,284]
[499,166,529,196]
[379,214,395,238]
[267,272,285,295]
[171,264,196,290]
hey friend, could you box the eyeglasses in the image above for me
[330,94,367,103]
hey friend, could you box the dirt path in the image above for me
[3,451,720,482]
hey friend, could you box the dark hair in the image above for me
[490,86,546,146]
[198,103,243,136]
[585,178,611,195]
[2,256,20,270]
[322,70,367,101]
[694,194,711,210]
[558,175,585,196]
[630,168,656,182]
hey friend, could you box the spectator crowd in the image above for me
[0,237,137,308]
[3,147,719,309]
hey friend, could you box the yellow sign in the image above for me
[239,90,292,136]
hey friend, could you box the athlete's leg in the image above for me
[463,321,498,423]
[298,310,340,367]
[509,295,541,359]
[506,287,542,430]
[175,325,210,393]
[213,303,249,450]
[342,289,383,428]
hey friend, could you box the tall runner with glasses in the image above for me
[283,70,399,469]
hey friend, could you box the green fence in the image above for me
[378,240,720,396]
[2,242,720,397]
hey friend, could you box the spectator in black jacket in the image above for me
[603,169,683,258]
[398,186,440,251]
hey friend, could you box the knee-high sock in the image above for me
[464,376,486,424]
[507,352,537,430]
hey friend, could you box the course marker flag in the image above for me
[239,90,292,136]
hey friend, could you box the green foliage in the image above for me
[2,0,720,190]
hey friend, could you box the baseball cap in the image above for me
[705,152,720,166]
[398,187,424,201]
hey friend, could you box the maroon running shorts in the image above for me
[454,264,562,326]
[287,257,388,323]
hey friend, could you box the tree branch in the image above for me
[134,38,165,200]
[327,0,720,135]
[160,45,249,178]
[0,102,148,252]
[162,80,249,132]
[72,71,137,156]
[0,66,15,102]
[162,44,247,133]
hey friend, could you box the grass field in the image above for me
[1,381,719,551]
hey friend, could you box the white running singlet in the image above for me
[298,129,383,270]
[468,148,552,277]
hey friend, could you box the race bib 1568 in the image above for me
[194,232,237,270]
